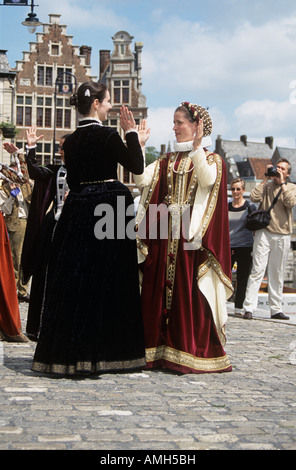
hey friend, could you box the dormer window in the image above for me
[113,80,130,104]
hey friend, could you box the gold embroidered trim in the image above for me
[197,250,233,292]
[32,357,146,375]
[135,159,160,229]
[201,152,222,237]
[145,345,231,372]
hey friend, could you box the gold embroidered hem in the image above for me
[146,346,231,373]
[32,357,146,375]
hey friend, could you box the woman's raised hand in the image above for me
[137,119,151,147]
[193,119,204,150]
[26,126,43,147]
[120,106,136,132]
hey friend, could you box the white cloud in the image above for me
[140,12,296,148]
[142,15,296,107]
[234,99,296,138]
[39,0,128,30]
[146,107,175,150]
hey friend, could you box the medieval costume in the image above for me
[133,103,233,374]
[21,148,68,340]
[0,211,28,342]
[0,154,30,342]
[0,174,32,300]
[32,118,146,375]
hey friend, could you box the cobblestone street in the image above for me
[0,302,295,452]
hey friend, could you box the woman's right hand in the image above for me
[120,106,136,132]
[26,126,43,147]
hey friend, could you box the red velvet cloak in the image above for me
[136,151,232,374]
[0,211,25,341]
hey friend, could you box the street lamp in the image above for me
[22,1,41,33]
[1,1,42,33]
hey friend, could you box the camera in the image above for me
[265,166,279,177]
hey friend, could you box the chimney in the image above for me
[80,45,92,66]
[265,136,274,149]
[240,135,247,146]
[99,50,110,79]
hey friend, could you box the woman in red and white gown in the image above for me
[134,102,233,374]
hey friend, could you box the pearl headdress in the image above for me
[181,102,213,137]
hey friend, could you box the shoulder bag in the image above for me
[245,187,283,231]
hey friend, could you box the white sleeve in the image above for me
[189,146,217,187]
[133,159,158,188]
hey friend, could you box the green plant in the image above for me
[0,121,18,137]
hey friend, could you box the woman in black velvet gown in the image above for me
[32,81,148,375]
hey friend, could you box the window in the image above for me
[36,141,52,166]
[36,96,52,128]
[57,67,73,84]
[113,80,130,104]
[37,66,53,86]
[123,168,130,184]
[16,95,32,126]
[109,119,118,129]
[55,97,71,129]
[51,44,60,56]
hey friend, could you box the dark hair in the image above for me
[70,81,107,116]
[175,105,195,123]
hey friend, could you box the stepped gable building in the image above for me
[13,14,95,165]
[99,31,147,192]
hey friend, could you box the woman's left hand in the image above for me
[26,126,43,147]
[120,106,136,132]
[138,119,151,147]
[193,119,204,150]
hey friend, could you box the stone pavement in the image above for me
[0,302,295,452]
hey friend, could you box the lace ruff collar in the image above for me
[173,136,212,152]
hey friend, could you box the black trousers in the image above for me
[231,246,253,309]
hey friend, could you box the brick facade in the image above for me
[100,31,147,192]
[14,14,94,165]
[2,17,147,190]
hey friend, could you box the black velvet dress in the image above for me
[31,119,146,375]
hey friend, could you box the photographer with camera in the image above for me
[243,159,296,320]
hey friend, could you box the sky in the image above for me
[1,0,296,151]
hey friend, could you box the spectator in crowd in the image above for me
[243,159,296,320]
[0,154,32,303]
[0,147,30,342]
[228,178,256,316]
